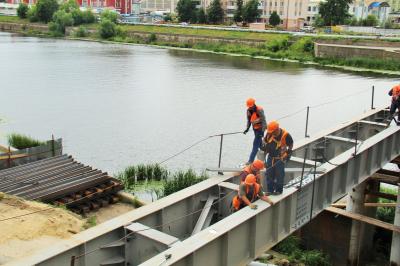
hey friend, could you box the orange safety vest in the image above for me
[392,85,400,101]
[240,166,260,183]
[266,128,289,158]
[248,106,264,130]
[232,183,260,211]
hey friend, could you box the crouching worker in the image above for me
[232,174,274,212]
[238,159,265,184]
[389,84,400,125]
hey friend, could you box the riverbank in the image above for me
[1,18,400,75]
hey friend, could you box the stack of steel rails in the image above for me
[0,154,123,214]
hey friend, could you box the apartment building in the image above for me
[262,0,308,29]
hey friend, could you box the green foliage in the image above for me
[75,25,88,37]
[233,0,243,22]
[17,3,29,19]
[314,56,400,72]
[164,13,172,22]
[50,9,73,34]
[99,19,116,39]
[36,0,59,23]
[176,0,196,22]
[269,11,280,27]
[313,14,325,27]
[363,14,378,27]
[83,216,97,229]
[147,32,157,43]
[376,187,397,223]
[301,250,331,266]
[163,169,207,196]
[101,9,118,23]
[27,5,39,22]
[116,164,169,187]
[267,37,289,52]
[82,10,95,24]
[116,25,127,38]
[275,236,301,255]
[7,133,45,149]
[59,0,79,13]
[197,8,207,24]
[207,0,224,24]
[319,0,351,26]
[242,0,261,23]
[291,37,314,53]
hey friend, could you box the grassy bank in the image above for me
[7,133,45,149]
[1,15,400,73]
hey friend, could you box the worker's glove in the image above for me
[243,129,249,135]
[269,201,274,206]
[249,204,258,210]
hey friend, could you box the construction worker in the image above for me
[261,121,293,195]
[232,174,274,212]
[238,159,264,184]
[243,98,266,164]
[389,84,400,125]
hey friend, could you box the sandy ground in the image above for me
[0,193,136,265]
[0,193,84,264]
[89,202,135,224]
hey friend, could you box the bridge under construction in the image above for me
[4,107,400,266]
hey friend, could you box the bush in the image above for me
[71,8,84,25]
[99,19,116,39]
[267,37,289,52]
[147,33,157,43]
[36,0,59,23]
[101,9,118,23]
[82,10,95,24]
[75,25,88,37]
[7,133,45,149]
[17,3,29,19]
[116,25,127,38]
[50,10,73,34]
[27,5,39,22]
[291,37,314,53]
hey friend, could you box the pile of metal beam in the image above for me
[0,155,123,214]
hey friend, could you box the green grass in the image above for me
[0,15,27,23]
[376,187,397,223]
[83,216,97,229]
[7,133,45,149]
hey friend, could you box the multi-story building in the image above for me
[353,0,391,22]
[262,0,308,29]
[306,0,320,25]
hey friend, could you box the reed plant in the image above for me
[7,133,45,149]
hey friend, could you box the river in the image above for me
[0,32,397,174]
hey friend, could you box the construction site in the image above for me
[0,104,399,266]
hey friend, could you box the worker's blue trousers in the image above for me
[265,157,285,194]
[248,129,263,163]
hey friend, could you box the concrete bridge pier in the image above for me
[346,182,367,266]
[390,184,400,266]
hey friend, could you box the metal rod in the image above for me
[51,134,55,157]
[299,147,308,190]
[305,106,310,138]
[209,131,242,138]
[354,123,359,157]
[309,159,317,222]
[371,85,375,110]
[7,146,11,168]
[218,135,224,175]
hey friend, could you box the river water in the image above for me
[0,32,397,174]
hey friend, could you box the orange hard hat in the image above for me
[393,85,400,95]
[245,174,256,185]
[252,160,264,170]
[267,120,279,133]
[246,98,256,108]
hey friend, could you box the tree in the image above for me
[59,0,79,13]
[269,11,280,26]
[49,9,73,34]
[99,19,116,39]
[17,3,29,19]
[233,0,243,22]
[82,10,95,24]
[197,8,207,24]
[313,14,324,27]
[318,0,351,26]
[242,0,260,23]
[36,0,59,23]
[207,0,224,24]
[27,5,39,22]
[101,9,118,23]
[176,0,196,22]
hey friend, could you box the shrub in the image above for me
[75,25,88,37]
[82,10,95,24]
[101,9,118,23]
[99,19,116,39]
[274,235,301,255]
[267,37,289,52]
[71,8,84,25]
[50,10,73,34]
[7,133,45,149]
[116,25,127,38]
[291,37,314,53]
[147,33,157,43]
[36,0,59,23]
[27,5,39,22]
[17,3,29,19]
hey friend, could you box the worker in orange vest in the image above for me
[232,174,274,211]
[243,98,266,164]
[238,159,265,184]
[261,120,293,195]
[389,84,400,125]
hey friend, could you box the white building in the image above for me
[306,0,321,25]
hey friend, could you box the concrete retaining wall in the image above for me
[0,22,49,33]
[314,42,400,60]
[315,38,400,48]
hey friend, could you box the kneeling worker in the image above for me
[238,159,265,184]
[232,174,274,211]
[261,120,293,195]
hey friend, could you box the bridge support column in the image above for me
[346,182,367,266]
[390,184,400,266]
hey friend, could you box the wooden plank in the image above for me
[370,173,400,185]
[367,191,398,201]
[0,153,28,160]
[331,202,397,208]
[325,207,400,233]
